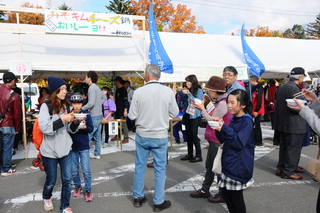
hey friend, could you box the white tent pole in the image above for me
[16,12,28,159]
[143,19,146,74]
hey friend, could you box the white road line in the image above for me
[4,145,310,210]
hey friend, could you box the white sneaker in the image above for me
[43,199,54,211]
[90,154,100,160]
[61,207,72,213]
[1,169,17,177]
[243,178,254,190]
[213,174,218,183]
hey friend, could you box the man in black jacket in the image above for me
[274,67,306,180]
[250,75,265,147]
[111,76,129,143]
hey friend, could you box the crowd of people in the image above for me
[0,64,320,212]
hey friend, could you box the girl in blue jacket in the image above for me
[214,89,254,213]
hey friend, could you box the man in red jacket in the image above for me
[250,75,265,147]
[0,72,21,176]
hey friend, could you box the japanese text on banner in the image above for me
[44,10,133,37]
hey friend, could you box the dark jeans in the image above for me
[277,131,303,176]
[273,130,281,145]
[270,112,275,130]
[101,123,109,143]
[202,141,220,193]
[254,114,263,146]
[0,127,15,173]
[184,114,201,158]
[42,152,72,211]
[173,121,187,142]
[221,188,246,213]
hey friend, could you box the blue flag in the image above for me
[148,3,174,74]
[240,24,265,77]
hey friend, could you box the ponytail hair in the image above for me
[228,89,252,115]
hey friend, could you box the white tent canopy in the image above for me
[1,23,320,81]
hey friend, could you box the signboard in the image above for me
[108,121,118,135]
[9,60,32,76]
[159,67,249,83]
[44,10,133,37]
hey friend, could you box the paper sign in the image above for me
[9,60,32,76]
[109,121,118,135]
[44,10,133,37]
[206,102,215,115]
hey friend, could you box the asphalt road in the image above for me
[1,123,319,213]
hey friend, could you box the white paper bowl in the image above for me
[208,121,220,128]
[194,98,202,104]
[286,99,306,106]
[74,113,87,119]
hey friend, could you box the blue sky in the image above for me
[1,0,320,35]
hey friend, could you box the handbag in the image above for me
[198,115,207,128]
[212,143,224,174]
[306,158,320,182]
[267,102,275,113]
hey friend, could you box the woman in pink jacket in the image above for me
[190,76,232,204]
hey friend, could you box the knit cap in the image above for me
[205,76,226,92]
[48,76,66,94]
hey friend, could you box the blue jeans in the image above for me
[42,152,72,211]
[173,121,187,142]
[88,115,102,156]
[0,127,15,173]
[71,149,92,191]
[133,134,168,205]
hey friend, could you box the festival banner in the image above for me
[148,3,174,74]
[240,23,265,77]
[44,10,133,37]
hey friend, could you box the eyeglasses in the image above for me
[222,73,235,77]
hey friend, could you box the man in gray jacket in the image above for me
[83,71,106,159]
[274,67,306,180]
[128,64,179,212]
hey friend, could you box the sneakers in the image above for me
[102,143,108,148]
[208,194,225,203]
[190,189,210,198]
[84,190,93,202]
[121,140,129,144]
[90,154,101,159]
[73,186,82,197]
[111,136,120,141]
[243,178,254,189]
[153,200,171,212]
[60,207,73,213]
[1,169,17,177]
[43,199,54,211]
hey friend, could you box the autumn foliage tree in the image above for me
[129,0,205,34]
[6,2,44,25]
[245,26,282,37]
[169,4,204,33]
